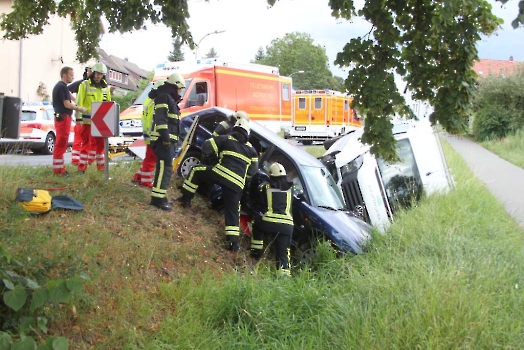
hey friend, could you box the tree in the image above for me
[204,47,218,58]
[112,71,153,110]
[253,46,266,61]
[257,32,338,90]
[167,37,185,62]
[1,0,523,160]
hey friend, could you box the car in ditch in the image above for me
[320,120,454,232]
[173,107,372,258]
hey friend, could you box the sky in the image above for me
[99,0,523,78]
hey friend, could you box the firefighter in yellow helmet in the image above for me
[149,73,185,211]
[173,118,259,251]
[250,162,294,276]
[132,79,166,188]
[76,62,111,173]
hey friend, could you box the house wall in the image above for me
[0,0,89,102]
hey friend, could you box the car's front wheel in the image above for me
[177,151,201,178]
[41,132,56,155]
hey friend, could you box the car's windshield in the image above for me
[133,79,192,105]
[21,111,37,121]
[301,165,346,210]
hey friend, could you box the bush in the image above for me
[472,67,524,140]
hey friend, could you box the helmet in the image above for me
[268,162,286,177]
[234,118,250,135]
[234,110,249,121]
[153,79,166,89]
[91,62,107,74]
[165,72,185,89]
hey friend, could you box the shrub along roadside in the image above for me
[141,141,524,349]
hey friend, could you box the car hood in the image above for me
[306,204,371,254]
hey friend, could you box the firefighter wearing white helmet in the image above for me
[131,79,167,189]
[212,110,250,137]
[148,73,184,211]
[76,61,111,173]
[250,162,294,277]
[174,116,258,252]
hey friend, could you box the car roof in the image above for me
[22,105,53,112]
[184,107,234,120]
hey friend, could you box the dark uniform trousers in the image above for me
[151,141,174,203]
[182,165,243,244]
[252,220,293,271]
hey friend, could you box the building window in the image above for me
[109,70,123,83]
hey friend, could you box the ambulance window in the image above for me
[186,81,208,107]
[282,83,290,101]
[298,97,306,110]
[314,97,322,110]
[344,100,349,111]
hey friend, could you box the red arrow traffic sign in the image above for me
[91,102,118,137]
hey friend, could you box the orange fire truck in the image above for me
[285,89,362,145]
[118,59,292,137]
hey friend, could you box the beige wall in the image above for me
[0,0,92,102]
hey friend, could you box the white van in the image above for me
[320,120,454,232]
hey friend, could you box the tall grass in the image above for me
[141,141,524,349]
[482,129,524,169]
[1,141,523,349]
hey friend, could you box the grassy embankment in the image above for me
[481,129,524,169]
[1,141,523,349]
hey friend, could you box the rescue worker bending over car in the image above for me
[250,162,294,277]
[149,74,185,211]
[174,118,258,252]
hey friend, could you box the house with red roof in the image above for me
[472,56,523,77]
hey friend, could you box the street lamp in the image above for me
[195,30,226,59]
[289,70,305,77]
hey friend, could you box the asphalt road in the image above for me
[443,134,524,228]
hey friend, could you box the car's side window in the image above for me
[45,109,55,121]
[199,114,228,134]
[248,133,270,160]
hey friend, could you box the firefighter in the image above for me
[149,73,185,211]
[76,62,111,173]
[212,110,249,137]
[132,79,166,188]
[68,64,93,165]
[173,118,258,252]
[250,162,294,277]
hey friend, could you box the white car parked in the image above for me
[0,102,75,155]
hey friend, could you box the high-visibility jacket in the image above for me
[202,133,258,192]
[258,183,293,226]
[150,93,180,144]
[77,79,111,125]
[142,97,154,145]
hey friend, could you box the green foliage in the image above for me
[472,68,524,141]
[112,71,153,110]
[253,46,266,62]
[482,129,524,168]
[257,32,344,91]
[0,245,85,348]
[167,37,185,62]
[204,47,218,58]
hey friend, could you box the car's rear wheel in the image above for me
[177,151,201,178]
[41,132,55,155]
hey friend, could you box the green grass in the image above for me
[303,145,325,158]
[482,129,524,169]
[1,141,524,349]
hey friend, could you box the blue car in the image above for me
[174,108,372,259]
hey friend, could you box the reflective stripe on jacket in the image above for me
[150,93,180,143]
[77,79,111,125]
[261,185,293,225]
